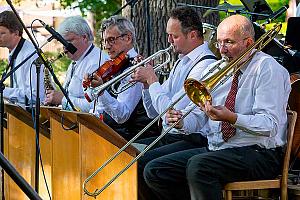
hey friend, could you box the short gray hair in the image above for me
[101,15,136,45]
[58,16,94,42]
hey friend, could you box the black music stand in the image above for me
[283,17,300,73]
[285,17,300,51]
[240,0,273,21]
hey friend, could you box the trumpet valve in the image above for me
[84,87,97,103]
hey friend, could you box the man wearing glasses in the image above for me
[86,15,159,140]
[44,16,109,112]
[143,15,291,200]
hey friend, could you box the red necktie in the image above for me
[221,71,241,142]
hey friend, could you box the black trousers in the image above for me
[143,145,283,200]
[137,133,208,200]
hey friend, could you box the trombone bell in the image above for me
[184,23,282,109]
[184,78,212,107]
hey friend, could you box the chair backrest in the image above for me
[281,110,297,190]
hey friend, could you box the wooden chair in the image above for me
[224,110,297,200]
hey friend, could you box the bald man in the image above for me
[141,15,291,200]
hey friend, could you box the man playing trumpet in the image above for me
[130,6,217,200]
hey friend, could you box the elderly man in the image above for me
[86,15,159,140]
[44,16,109,112]
[143,15,291,200]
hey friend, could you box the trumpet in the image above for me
[82,23,282,197]
[84,45,173,102]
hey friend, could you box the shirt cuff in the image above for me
[234,113,250,132]
[148,82,163,98]
[142,89,151,100]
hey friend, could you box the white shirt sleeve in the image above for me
[142,88,158,118]
[96,76,143,124]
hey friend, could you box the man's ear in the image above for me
[245,37,254,48]
[82,34,89,42]
[189,30,198,40]
[12,30,20,36]
[125,33,133,44]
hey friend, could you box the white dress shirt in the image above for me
[4,39,45,104]
[142,42,216,134]
[182,51,291,150]
[61,44,109,112]
[93,48,143,123]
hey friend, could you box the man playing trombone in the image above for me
[142,15,291,200]
[131,6,217,200]
[85,16,159,141]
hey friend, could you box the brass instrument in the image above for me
[82,24,282,198]
[44,52,65,92]
[44,67,54,90]
[84,45,173,102]
[185,23,281,107]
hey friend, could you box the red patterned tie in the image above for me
[221,71,241,142]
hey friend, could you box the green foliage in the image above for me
[44,52,71,74]
[0,52,70,79]
[226,0,289,22]
[222,0,289,34]
[0,59,8,76]
[59,0,122,30]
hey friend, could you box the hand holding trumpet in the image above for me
[130,61,158,88]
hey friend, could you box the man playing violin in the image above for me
[44,16,109,112]
[143,15,291,200]
[85,15,159,140]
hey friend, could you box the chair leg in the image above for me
[281,186,287,200]
[225,190,232,200]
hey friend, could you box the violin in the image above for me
[82,52,130,89]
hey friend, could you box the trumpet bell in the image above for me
[184,78,212,107]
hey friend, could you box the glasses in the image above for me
[102,34,127,45]
[214,38,248,49]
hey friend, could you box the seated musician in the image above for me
[130,6,217,200]
[85,16,159,141]
[141,15,291,200]
[44,16,109,112]
[0,11,45,105]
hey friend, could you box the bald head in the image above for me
[218,15,255,40]
[216,15,255,61]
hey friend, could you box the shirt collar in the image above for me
[179,41,209,62]
[126,47,138,58]
[9,42,20,58]
[76,43,93,62]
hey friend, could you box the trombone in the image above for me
[84,45,173,102]
[82,23,282,198]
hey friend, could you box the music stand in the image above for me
[285,17,300,51]
[282,17,300,73]
[240,0,273,21]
